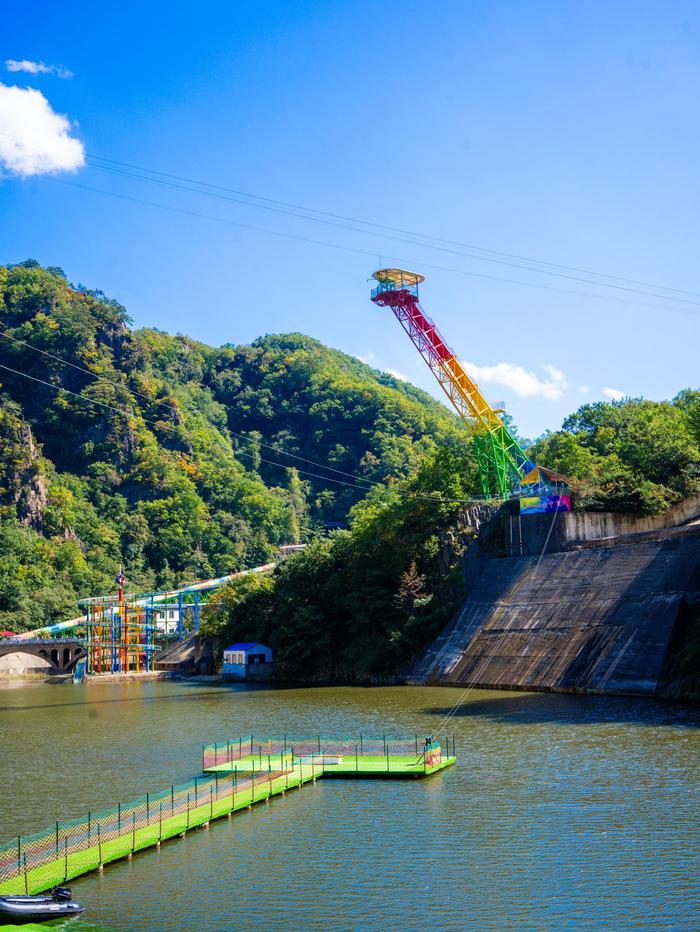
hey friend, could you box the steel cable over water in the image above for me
[428,506,563,741]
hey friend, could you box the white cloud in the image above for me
[579,385,590,393]
[0,82,84,177]
[602,387,625,401]
[541,364,565,383]
[6,60,73,79]
[386,368,408,382]
[465,360,567,400]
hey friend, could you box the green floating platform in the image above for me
[202,734,457,779]
[0,735,455,896]
[206,753,455,778]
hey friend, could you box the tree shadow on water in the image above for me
[423,689,700,729]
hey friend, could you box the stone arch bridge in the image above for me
[0,639,86,675]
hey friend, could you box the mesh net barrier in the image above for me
[202,734,432,768]
[1,735,452,895]
[0,765,295,895]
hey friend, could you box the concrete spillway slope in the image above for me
[153,635,197,671]
[411,515,700,697]
[154,635,215,674]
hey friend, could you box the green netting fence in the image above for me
[0,766,295,896]
[0,734,455,896]
[202,734,454,769]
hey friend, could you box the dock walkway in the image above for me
[0,735,455,896]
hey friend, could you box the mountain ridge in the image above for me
[0,261,465,630]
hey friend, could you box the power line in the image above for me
[0,361,482,506]
[0,329,179,415]
[0,360,375,492]
[1,132,697,306]
[83,158,700,307]
[0,328,384,488]
[86,153,700,301]
[50,179,700,317]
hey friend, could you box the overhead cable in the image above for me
[0,329,389,489]
[0,330,179,415]
[2,131,697,304]
[0,361,482,506]
[50,179,700,317]
[86,153,700,301]
[84,159,700,307]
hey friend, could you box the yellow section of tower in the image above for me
[442,356,506,434]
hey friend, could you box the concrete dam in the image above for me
[411,496,700,696]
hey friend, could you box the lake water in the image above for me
[0,679,698,931]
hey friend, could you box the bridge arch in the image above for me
[0,649,52,676]
[0,640,86,675]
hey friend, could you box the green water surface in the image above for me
[1,679,698,931]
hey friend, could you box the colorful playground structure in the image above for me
[9,563,278,675]
[371,269,570,512]
[0,734,456,896]
[82,596,159,675]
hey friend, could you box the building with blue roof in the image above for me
[222,642,273,680]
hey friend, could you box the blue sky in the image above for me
[1,0,698,437]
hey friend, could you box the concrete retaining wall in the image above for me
[411,511,700,696]
[562,493,700,543]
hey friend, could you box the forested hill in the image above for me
[2,261,699,643]
[0,261,465,631]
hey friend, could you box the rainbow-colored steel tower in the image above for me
[371,268,569,508]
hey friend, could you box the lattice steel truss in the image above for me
[371,269,553,498]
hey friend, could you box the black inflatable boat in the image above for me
[0,885,84,923]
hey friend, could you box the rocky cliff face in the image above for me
[0,406,47,530]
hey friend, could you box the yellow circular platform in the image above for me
[372,268,425,285]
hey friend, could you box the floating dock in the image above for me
[0,735,455,896]
[202,734,456,778]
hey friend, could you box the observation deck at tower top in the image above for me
[371,267,425,302]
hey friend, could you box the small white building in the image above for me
[222,642,273,680]
[154,607,180,634]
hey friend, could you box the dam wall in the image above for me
[497,493,700,559]
[411,503,700,696]
[561,492,700,544]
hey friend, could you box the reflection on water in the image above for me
[1,680,698,931]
